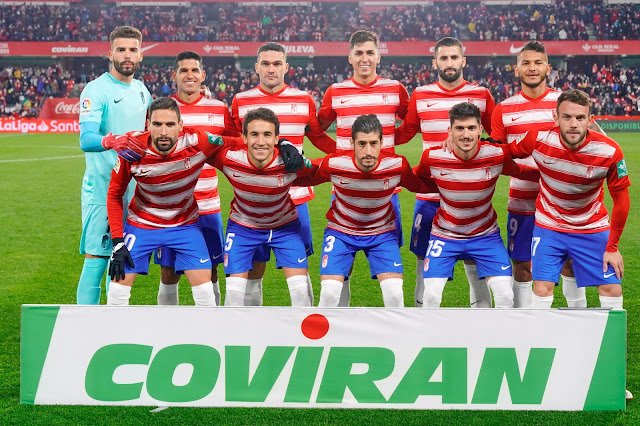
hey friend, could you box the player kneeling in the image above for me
[208,108,311,307]
[295,114,436,307]
[415,103,539,308]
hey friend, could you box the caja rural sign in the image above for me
[21,306,626,410]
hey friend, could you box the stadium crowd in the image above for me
[2,60,638,118]
[1,1,639,42]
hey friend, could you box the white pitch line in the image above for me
[0,154,84,163]
[150,406,170,412]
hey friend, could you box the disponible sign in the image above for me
[0,119,79,133]
[21,306,626,410]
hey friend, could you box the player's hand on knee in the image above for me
[603,250,624,279]
[109,238,135,281]
[278,138,305,172]
[101,132,148,162]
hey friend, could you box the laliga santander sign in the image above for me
[0,119,79,133]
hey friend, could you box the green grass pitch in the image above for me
[0,132,638,423]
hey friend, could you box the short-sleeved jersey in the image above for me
[107,128,232,239]
[491,88,560,215]
[394,81,495,202]
[416,143,532,239]
[509,128,631,233]
[294,153,434,236]
[209,147,314,230]
[171,94,238,215]
[231,84,334,205]
[317,77,409,153]
[79,72,151,205]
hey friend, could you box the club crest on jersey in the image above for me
[382,93,389,105]
[509,238,514,253]
[157,248,162,259]
[224,254,229,267]
[423,258,430,272]
[113,158,121,173]
[383,177,390,190]
[140,92,145,104]
[277,174,285,187]
[485,167,492,180]
[617,159,628,178]
[322,254,328,268]
[586,166,594,179]
[291,103,298,114]
[184,158,192,169]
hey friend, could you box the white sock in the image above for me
[319,279,343,307]
[531,293,554,309]
[306,273,314,306]
[562,275,587,308]
[107,282,131,306]
[414,260,424,307]
[191,281,217,307]
[464,263,492,308]
[380,278,404,307]
[244,278,263,306]
[487,276,514,308]
[157,281,179,305]
[512,280,533,309]
[422,277,447,308]
[287,275,311,306]
[599,295,623,310]
[225,276,248,306]
[338,277,351,307]
[212,280,221,307]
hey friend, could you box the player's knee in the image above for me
[598,283,622,298]
[513,261,532,282]
[319,279,343,307]
[422,278,446,308]
[379,278,404,307]
[161,266,180,284]
[286,275,311,307]
[487,276,514,308]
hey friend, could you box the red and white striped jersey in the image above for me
[107,128,233,239]
[209,147,314,229]
[415,143,535,239]
[508,128,631,233]
[491,88,560,215]
[294,153,435,236]
[394,81,495,202]
[171,94,238,215]
[231,84,335,205]
[318,76,409,152]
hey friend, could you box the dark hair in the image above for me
[242,107,280,136]
[349,30,378,49]
[351,114,383,140]
[434,37,464,58]
[449,102,480,125]
[517,40,547,61]
[175,51,202,69]
[148,97,181,121]
[557,89,592,115]
[257,42,287,60]
[109,26,142,45]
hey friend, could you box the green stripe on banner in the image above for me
[20,305,60,405]
[583,310,626,411]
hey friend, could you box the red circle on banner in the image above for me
[301,314,329,340]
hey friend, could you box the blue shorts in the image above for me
[79,203,112,257]
[410,199,439,257]
[531,225,620,287]
[423,231,512,280]
[507,213,535,262]
[154,212,224,269]
[253,203,314,263]
[320,228,403,279]
[123,222,211,275]
[225,219,308,275]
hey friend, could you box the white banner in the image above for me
[21,306,626,410]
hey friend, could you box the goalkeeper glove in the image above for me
[109,238,135,281]
[480,136,504,145]
[278,138,304,172]
[102,132,148,162]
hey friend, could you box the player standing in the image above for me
[394,37,495,308]
[415,103,538,309]
[295,114,436,307]
[210,108,314,307]
[491,41,582,308]
[154,51,240,306]
[317,30,409,306]
[77,26,151,304]
[230,42,335,306]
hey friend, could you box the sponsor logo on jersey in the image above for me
[207,132,223,145]
[617,159,628,178]
[80,98,91,115]
[113,158,121,174]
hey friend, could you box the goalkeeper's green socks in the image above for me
[77,258,108,304]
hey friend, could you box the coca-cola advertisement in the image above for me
[38,98,80,120]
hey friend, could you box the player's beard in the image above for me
[560,128,587,148]
[520,74,546,89]
[438,66,462,83]
[153,137,177,153]
[113,60,139,77]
